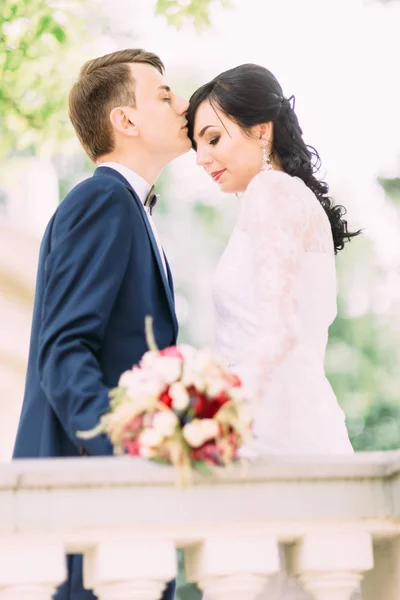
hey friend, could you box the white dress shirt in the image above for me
[99,161,167,275]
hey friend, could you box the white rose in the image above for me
[182,421,204,448]
[138,428,164,448]
[154,356,182,384]
[153,411,178,437]
[139,377,165,399]
[118,371,162,414]
[169,382,190,411]
[183,419,219,448]
[228,387,245,403]
[181,365,206,392]
[205,378,227,398]
[200,418,219,440]
[140,445,157,459]
[118,369,141,393]
[140,351,158,368]
[178,344,197,361]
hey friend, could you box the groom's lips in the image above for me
[211,169,226,182]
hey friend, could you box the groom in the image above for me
[12,49,190,599]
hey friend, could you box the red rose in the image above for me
[216,391,230,406]
[160,389,173,408]
[159,346,183,360]
[202,400,222,418]
[192,394,207,416]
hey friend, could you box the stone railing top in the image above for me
[2,452,400,538]
[1,451,400,490]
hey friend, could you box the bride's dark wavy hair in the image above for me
[187,64,360,253]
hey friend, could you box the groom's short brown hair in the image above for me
[69,49,164,162]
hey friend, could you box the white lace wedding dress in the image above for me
[213,169,353,456]
[212,170,354,599]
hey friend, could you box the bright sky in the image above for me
[119,0,400,177]
[109,0,399,266]
[30,0,395,270]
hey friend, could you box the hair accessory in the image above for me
[287,94,296,110]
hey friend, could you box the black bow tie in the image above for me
[144,186,159,215]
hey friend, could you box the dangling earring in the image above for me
[261,140,272,171]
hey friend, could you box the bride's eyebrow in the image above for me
[195,105,232,140]
[198,125,219,137]
[197,118,231,140]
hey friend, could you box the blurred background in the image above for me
[1,0,400,462]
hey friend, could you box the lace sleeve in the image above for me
[240,171,309,397]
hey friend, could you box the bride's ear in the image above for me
[258,122,273,143]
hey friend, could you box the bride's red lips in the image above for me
[211,169,226,182]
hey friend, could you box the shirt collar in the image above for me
[98,161,151,205]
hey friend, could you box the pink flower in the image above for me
[227,373,242,387]
[124,438,140,456]
[122,415,143,434]
[159,347,184,360]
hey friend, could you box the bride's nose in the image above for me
[196,146,212,167]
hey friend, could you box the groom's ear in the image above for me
[109,106,139,137]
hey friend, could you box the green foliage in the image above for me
[325,193,400,452]
[0,0,232,158]
[378,177,400,205]
[155,0,233,30]
[0,0,91,156]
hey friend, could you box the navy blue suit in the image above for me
[13,167,178,599]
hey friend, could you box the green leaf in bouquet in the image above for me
[76,421,105,440]
[109,386,126,409]
[151,457,170,466]
[192,461,214,476]
[186,408,195,420]
[145,315,159,352]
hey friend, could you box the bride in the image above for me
[187,63,358,457]
[186,61,360,600]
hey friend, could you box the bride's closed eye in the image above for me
[209,136,220,146]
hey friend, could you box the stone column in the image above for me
[0,537,66,600]
[184,535,280,600]
[84,539,177,600]
[291,530,374,600]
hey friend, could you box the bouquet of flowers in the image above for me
[78,318,252,484]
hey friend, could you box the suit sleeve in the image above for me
[37,187,132,455]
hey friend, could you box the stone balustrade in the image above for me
[1,452,400,600]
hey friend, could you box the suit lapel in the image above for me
[165,254,174,296]
[94,167,178,336]
[137,205,179,335]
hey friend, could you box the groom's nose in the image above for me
[175,95,189,115]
